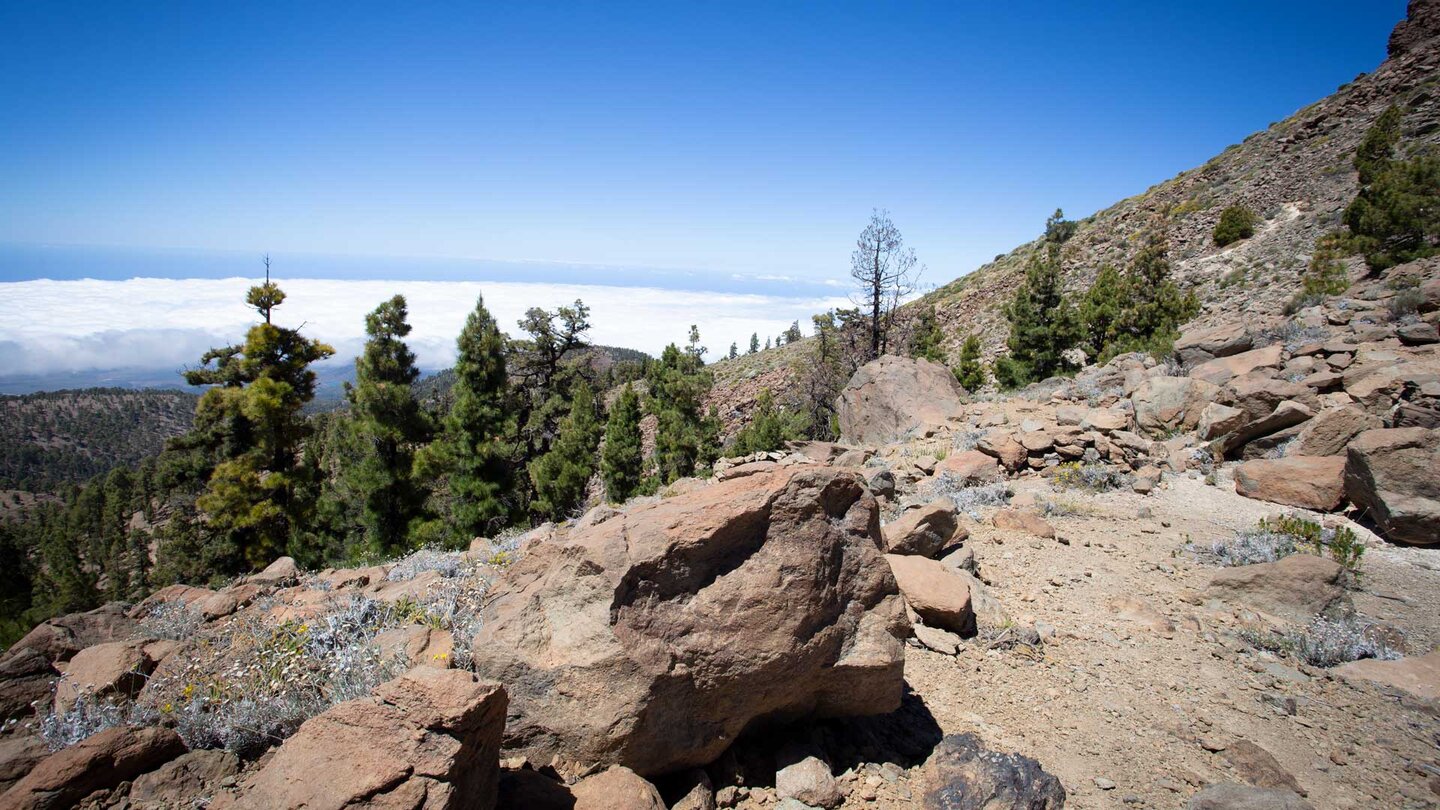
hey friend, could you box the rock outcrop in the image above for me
[836,356,966,445]
[471,467,908,776]
[1233,456,1346,511]
[0,726,186,810]
[217,667,506,810]
[1344,427,1440,545]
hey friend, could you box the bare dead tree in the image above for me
[849,209,921,360]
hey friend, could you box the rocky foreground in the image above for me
[0,257,1437,809]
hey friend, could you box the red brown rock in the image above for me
[1233,456,1346,511]
[885,554,975,635]
[471,468,907,777]
[991,509,1056,539]
[216,667,506,810]
[1344,428,1440,545]
[569,766,666,810]
[1333,649,1440,699]
[882,500,964,557]
[0,726,186,810]
[1206,555,1346,624]
[836,356,967,445]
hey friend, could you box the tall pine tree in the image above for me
[417,294,514,544]
[183,274,335,570]
[999,242,1079,387]
[343,295,430,557]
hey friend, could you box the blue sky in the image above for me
[0,1,1406,287]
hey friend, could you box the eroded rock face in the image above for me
[1344,428,1440,545]
[0,603,138,722]
[920,732,1065,810]
[216,667,506,810]
[836,356,966,445]
[569,766,666,810]
[472,468,908,777]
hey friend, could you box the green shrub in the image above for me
[952,334,987,391]
[1213,204,1257,246]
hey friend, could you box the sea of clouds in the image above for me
[0,277,849,378]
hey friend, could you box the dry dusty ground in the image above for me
[799,469,1440,810]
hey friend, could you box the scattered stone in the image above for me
[775,754,842,809]
[1344,427,1440,545]
[934,450,1004,484]
[1332,649,1440,699]
[129,749,241,808]
[1131,377,1223,437]
[570,766,666,810]
[912,623,963,655]
[991,509,1056,539]
[1206,555,1346,624]
[886,554,974,635]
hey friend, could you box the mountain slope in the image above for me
[0,388,197,492]
[921,0,1440,360]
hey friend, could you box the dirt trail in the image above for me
[844,472,1440,810]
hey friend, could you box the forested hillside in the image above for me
[0,388,196,492]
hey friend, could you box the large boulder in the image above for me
[0,726,186,810]
[882,500,963,557]
[471,468,908,777]
[1226,374,1318,424]
[217,667,507,810]
[1233,456,1346,511]
[920,732,1065,809]
[1131,377,1221,437]
[934,450,1003,484]
[836,356,966,445]
[885,554,975,635]
[1344,428,1440,545]
[1212,400,1315,459]
[1206,555,1346,624]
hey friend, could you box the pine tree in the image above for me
[1000,242,1079,386]
[1044,208,1077,244]
[416,293,514,543]
[529,382,602,521]
[784,321,803,344]
[953,334,986,391]
[601,383,645,502]
[1077,264,1125,361]
[749,333,760,354]
[647,338,719,483]
[765,337,771,351]
[908,305,946,363]
[728,342,738,360]
[182,273,335,570]
[342,295,430,557]
[728,389,806,454]
[1102,229,1199,361]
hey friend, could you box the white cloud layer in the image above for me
[0,278,849,375]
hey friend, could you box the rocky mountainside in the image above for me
[920,0,1440,362]
[0,388,196,494]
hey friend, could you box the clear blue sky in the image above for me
[0,1,1406,286]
